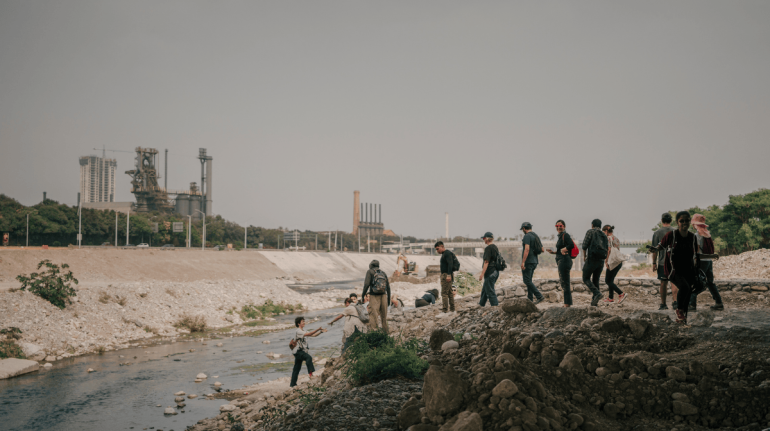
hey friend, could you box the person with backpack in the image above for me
[602,225,627,304]
[478,232,502,307]
[362,260,391,334]
[581,219,607,306]
[648,211,720,324]
[435,241,459,312]
[688,214,724,311]
[289,316,326,387]
[329,297,367,351]
[415,289,439,307]
[520,222,545,304]
[651,213,678,310]
[545,219,576,307]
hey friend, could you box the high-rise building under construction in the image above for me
[79,155,117,203]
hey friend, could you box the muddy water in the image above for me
[0,308,345,431]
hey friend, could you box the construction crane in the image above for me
[92,146,134,159]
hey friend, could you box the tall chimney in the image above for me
[43,191,46,202]
[164,149,168,190]
[353,191,360,235]
[378,204,381,224]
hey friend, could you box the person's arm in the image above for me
[521,244,530,270]
[305,328,325,337]
[386,277,391,306]
[605,237,612,268]
[561,233,574,255]
[479,260,489,281]
[362,270,371,298]
[582,231,591,261]
[330,313,345,325]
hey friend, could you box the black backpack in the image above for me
[449,251,461,272]
[494,248,507,271]
[527,232,544,256]
[588,229,609,260]
[369,269,388,295]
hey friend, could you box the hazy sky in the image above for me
[2,1,769,241]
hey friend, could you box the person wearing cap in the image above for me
[478,232,500,307]
[520,222,545,305]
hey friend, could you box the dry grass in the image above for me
[174,314,207,333]
[115,296,127,306]
[143,326,159,335]
[165,288,177,298]
[96,345,106,355]
[138,292,148,298]
[98,292,111,304]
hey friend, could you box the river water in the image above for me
[0,303,352,431]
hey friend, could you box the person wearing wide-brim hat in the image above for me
[478,232,500,307]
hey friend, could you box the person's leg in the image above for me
[591,262,603,292]
[657,265,668,307]
[674,274,693,316]
[415,299,428,307]
[478,278,488,307]
[523,264,542,301]
[558,259,573,306]
[368,296,381,331]
[379,295,389,334]
[582,259,603,305]
[302,351,315,376]
[290,352,303,387]
[606,263,623,298]
[487,271,500,306]
[702,261,722,305]
[448,281,455,312]
[440,275,452,312]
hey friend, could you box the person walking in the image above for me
[478,232,501,307]
[545,220,575,307]
[649,211,719,324]
[520,222,544,304]
[435,241,457,312]
[651,213,678,310]
[688,214,724,311]
[290,316,326,387]
[602,225,626,304]
[581,219,607,306]
[329,298,366,351]
[362,260,391,334]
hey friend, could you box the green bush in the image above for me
[344,331,429,385]
[0,340,26,359]
[454,272,481,296]
[16,260,78,309]
[240,300,303,319]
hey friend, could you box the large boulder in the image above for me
[0,358,40,380]
[429,329,455,351]
[559,353,584,373]
[627,319,649,339]
[501,298,538,314]
[673,401,698,416]
[690,310,715,327]
[423,365,469,419]
[599,316,625,333]
[398,404,423,430]
[666,366,686,382]
[491,379,518,398]
[438,411,483,431]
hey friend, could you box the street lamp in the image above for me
[149,216,158,248]
[194,210,206,250]
[26,210,38,247]
[187,215,192,248]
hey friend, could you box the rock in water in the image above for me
[423,365,468,420]
[174,391,186,396]
[501,298,538,314]
[429,329,454,351]
[164,407,176,415]
[220,404,236,412]
[439,411,483,431]
[196,373,207,379]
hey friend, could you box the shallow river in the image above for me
[0,306,348,431]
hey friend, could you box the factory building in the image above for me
[353,190,384,236]
[79,155,117,203]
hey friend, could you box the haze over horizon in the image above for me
[2,1,769,241]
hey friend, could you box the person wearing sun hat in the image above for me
[478,232,500,307]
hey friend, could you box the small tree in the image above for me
[16,260,78,309]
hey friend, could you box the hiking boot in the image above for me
[603,298,614,303]
[672,301,678,309]
[675,309,687,325]
[658,304,668,310]
[617,293,627,304]
[591,293,604,307]
[711,303,724,311]
[533,297,544,305]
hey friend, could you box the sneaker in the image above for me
[603,298,614,303]
[658,304,668,310]
[591,293,604,307]
[533,297,544,305]
[675,309,687,324]
[672,301,678,309]
[689,305,697,311]
[711,303,724,311]
[617,293,627,304]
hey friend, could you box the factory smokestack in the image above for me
[353,191,360,235]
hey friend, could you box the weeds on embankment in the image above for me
[174,314,207,333]
[238,300,303,320]
[0,328,26,359]
[343,331,429,386]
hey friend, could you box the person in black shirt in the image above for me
[478,232,500,307]
[581,219,606,306]
[650,211,719,324]
[545,219,575,307]
[435,241,456,312]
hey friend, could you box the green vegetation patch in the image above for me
[16,260,79,309]
[0,339,26,359]
[236,361,294,375]
[240,300,303,320]
[343,331,429,386]
[454,272,481,296]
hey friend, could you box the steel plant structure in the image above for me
[125,147,172,213]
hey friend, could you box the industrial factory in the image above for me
[353,190,384,236]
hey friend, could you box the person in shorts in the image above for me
[651,213,677,310]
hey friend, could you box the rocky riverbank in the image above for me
[188,276,770,431]
[0,277,348,362]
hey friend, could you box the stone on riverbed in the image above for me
[0,358,40,380]
[196,373,207,379]
[164,407,177,415]
[174,391,186,396]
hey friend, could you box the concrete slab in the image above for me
[0,358,40,380]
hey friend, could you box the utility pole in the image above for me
[195,210,205,250]
[328,231,331,251]
[115,212,118,246]
[315,234,317,251]
[368,232,370,253]
[335,231,338,252]
[358,230,360,253]
[244,225,247,249]
[187,215,191,248]
[294,230,298,251]
[126,212,130,246]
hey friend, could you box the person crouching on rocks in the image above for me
[329,298,366,351]
[290,316,326,387]
[648,211,719,324]
[415,289,439,308]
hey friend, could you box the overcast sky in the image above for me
[2,1,769,241]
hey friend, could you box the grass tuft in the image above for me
[174,314,207,333]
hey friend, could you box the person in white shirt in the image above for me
[290,316,325,387]
[329,298,367,350]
